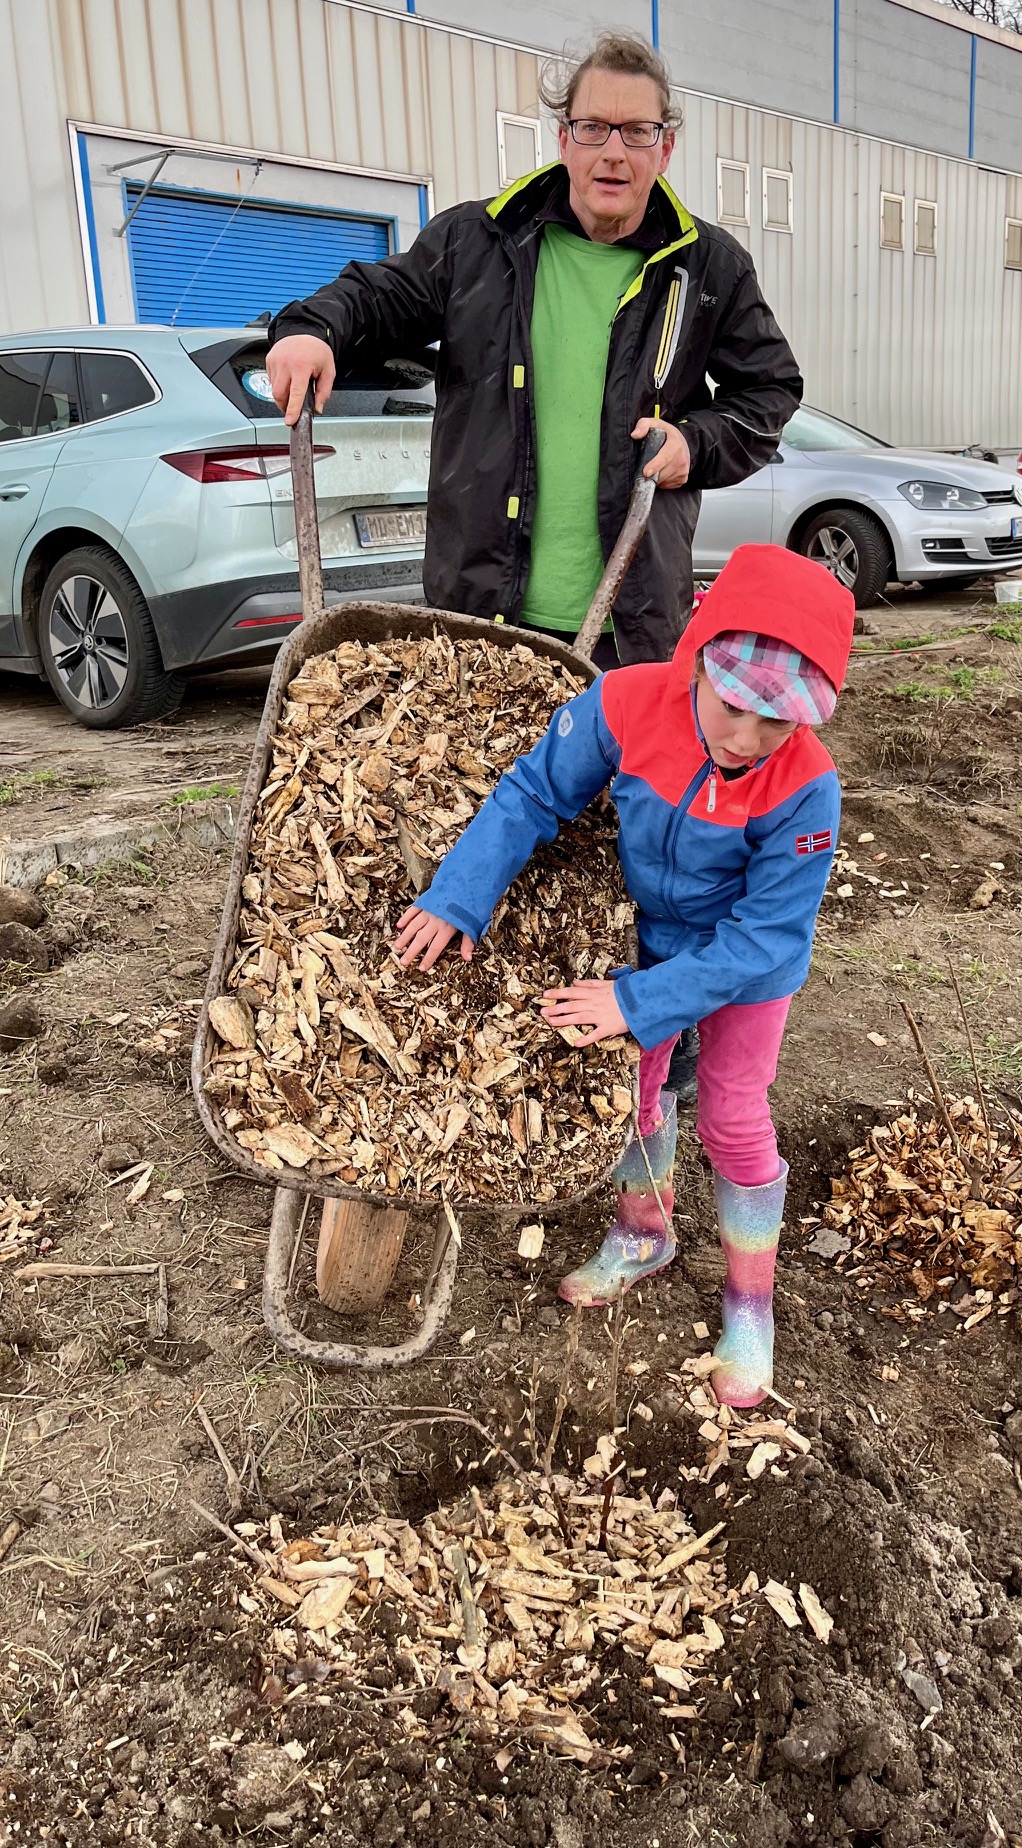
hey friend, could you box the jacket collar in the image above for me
[487,163,695,254]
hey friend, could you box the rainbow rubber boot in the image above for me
[710,1161,788,1408]
[558,1096,677,1307]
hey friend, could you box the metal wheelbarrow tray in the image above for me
[191,399,664,1370]
[191,600,613,1367]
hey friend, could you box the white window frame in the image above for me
[1006,217,1022,272]
[496,112,542,187]
[762,168,793,233]
[880,191,906,251]
[914,199,937,256]
[717,158,750,227]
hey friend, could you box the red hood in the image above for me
[674,544,856,696]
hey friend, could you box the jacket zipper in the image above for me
[651,269,689,419]
[658,757,716,912]
[501,236,539,621]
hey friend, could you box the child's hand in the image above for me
[392,905,475,972]
[540,979,627,1045]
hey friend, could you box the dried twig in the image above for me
[195,1404,244,1512]
[445,1543,483,1663]
[542,1309,580,1476]
[152,1264,169,1340]
[0,1518,22,1565]
[598,1453,624,1553]
[945,957,992,1151]
[14,1262,159,1282]
[606,1296,626,1431]
[377,1407,528,1481]
[189,1499,272,1573]
[899,1001,984,1199]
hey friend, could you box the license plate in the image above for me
[1013,516,1021,540]
[354,507,427,548]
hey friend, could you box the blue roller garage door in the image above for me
[124,183,392,327]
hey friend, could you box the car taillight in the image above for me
[161,445,334,483]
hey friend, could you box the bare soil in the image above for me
[1,594,1022,1846]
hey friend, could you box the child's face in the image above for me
[695,667,799,770]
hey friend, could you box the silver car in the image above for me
[693,405,1022,606]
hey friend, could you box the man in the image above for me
[266,30,802,670]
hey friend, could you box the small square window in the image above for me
[763,169,793,233]
[1007,218,1022,271]
[717,159,750,226]
[496,112,542,187]
[914,200,937,256]
[880,191,905,251]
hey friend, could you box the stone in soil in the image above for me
[98,1142,142,1174]
[0,992,44,1055]
[0,885,47,928]
[0,921,49,970]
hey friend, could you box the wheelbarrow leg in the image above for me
[263,1188,459,1370]
[316,1198,409,1313]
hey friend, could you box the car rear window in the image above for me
[190,340,434,420]
[0,351,51,441]
[36,352,82,435]
[80,351,157,422]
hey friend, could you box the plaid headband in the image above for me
[703,630,838,727]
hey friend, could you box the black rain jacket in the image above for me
[268,165,803,663]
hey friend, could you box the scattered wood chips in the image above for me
[205,634,636,1202]
[239,1460,734,1769]
[809,1096,1022,1319]
[0,1195,49,1267]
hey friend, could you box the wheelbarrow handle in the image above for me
[573,425,669,663]
[290,385,326,624]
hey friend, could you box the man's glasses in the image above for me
[565,119,665,149]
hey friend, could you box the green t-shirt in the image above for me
[519,225,644,635]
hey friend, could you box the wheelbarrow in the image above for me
[191,395,666,1369]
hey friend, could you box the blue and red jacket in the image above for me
[420,546,855,1048]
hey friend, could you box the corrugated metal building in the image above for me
[1,0,1020,447]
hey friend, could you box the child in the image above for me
[393,545,854,1407]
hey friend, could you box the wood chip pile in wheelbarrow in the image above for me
[808,1097,1022,1315]
[237,1450,730,1769]
[206,633,636,1202]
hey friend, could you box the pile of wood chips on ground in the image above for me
[206,634,635,1203]
[238,1450,734,1769]
[811,1096,1022,1316]
[0,1194,49,1268]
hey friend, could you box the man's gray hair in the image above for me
[540,31,682,130]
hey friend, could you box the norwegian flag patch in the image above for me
[796,830,833,856]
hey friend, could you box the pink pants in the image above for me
[638,997,792,1187]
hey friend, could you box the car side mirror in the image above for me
[769,451,784,464]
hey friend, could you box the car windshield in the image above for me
[782,406,889,452]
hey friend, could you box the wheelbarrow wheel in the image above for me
[316,1198,409,1313]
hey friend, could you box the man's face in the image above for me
[558,71,675,238]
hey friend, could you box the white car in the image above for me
[694,405,1022,606]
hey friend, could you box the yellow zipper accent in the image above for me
[507,495,520,518]
[513,364,525,388]
[653,276,682,383]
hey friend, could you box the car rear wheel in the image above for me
[797,507,892,609]
[38,546,184,730]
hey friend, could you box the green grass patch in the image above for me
[989,616,1022,641]
[0,767,107,805]
[946,1035,1022,1086]
[170,782,240,805]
